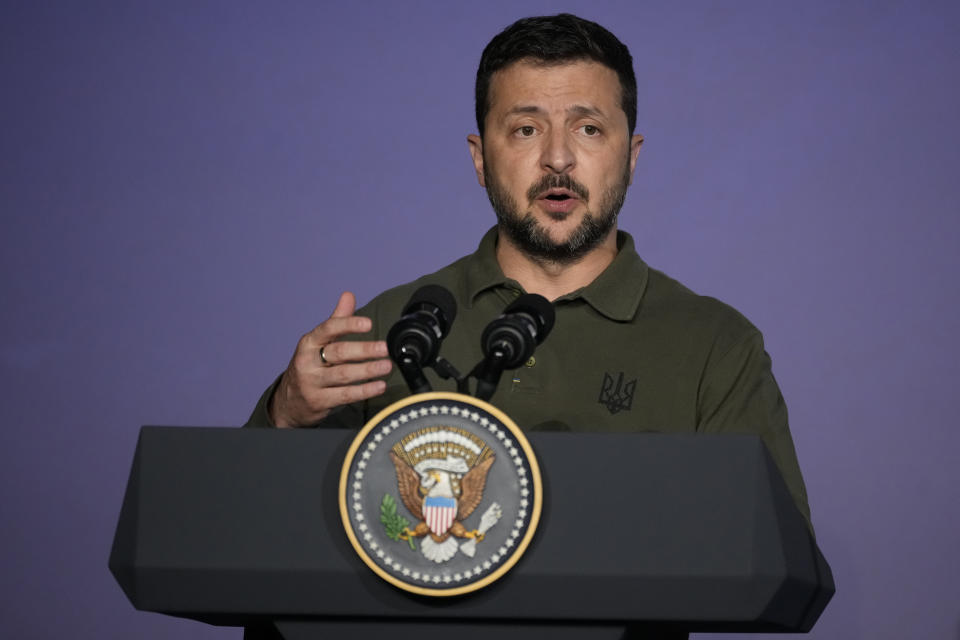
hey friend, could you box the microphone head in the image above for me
[504,294,555,344]
[479,294,556,370]
[403,284,457,338]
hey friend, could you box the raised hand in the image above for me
[269,291,392,427]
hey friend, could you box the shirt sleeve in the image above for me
[242,376,281,428]
[697,329,813,531]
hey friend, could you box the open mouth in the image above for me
[538,187,580,202]
[536,189,580,215]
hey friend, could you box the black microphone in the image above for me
[387,285,457,394]
[473,294,555,400]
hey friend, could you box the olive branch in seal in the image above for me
[380,494,416,550]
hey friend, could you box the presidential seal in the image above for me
[339,391,542,596]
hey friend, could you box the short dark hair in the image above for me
[475,14,637,136]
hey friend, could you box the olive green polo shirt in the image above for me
[245,226,811,526]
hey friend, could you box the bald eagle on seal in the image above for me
[389,451,495,562]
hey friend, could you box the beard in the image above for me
[484,161,631,265]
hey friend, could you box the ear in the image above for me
[627,133,644,185]
[467,134,486,187]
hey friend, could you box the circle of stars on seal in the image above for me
[350,402,532,585]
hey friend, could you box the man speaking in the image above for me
[244,13,811,526]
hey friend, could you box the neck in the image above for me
[495,228,619,301]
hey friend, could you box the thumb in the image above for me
[330,291,357,319]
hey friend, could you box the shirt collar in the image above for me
[463,226,649,322]
[462,227,511,305]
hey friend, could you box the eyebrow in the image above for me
[504,105,544,117]
[504,104,607,119]
[568,105,606,119]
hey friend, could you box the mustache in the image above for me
[526,174,589,202]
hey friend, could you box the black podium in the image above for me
[110,427,833,638]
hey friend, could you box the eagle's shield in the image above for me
[423,496,457,535]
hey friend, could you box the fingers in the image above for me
[273,358,391,428]
[272,354,392,428]
[302,291,389,367]
[313,378,389,410]
[318,338,388,365]
[315,358,392,388]
[303,291,371,350]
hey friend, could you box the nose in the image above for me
[540,128,575,174]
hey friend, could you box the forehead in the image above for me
[486,60,623,120]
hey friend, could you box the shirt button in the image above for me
[525,357,536,367]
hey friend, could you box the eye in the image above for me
[581,124,601,136]
[516,125,536,137]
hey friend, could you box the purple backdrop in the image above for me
[2,1,958,638]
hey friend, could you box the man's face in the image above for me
[468,60,643,264]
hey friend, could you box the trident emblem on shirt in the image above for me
[598,371,637,415]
